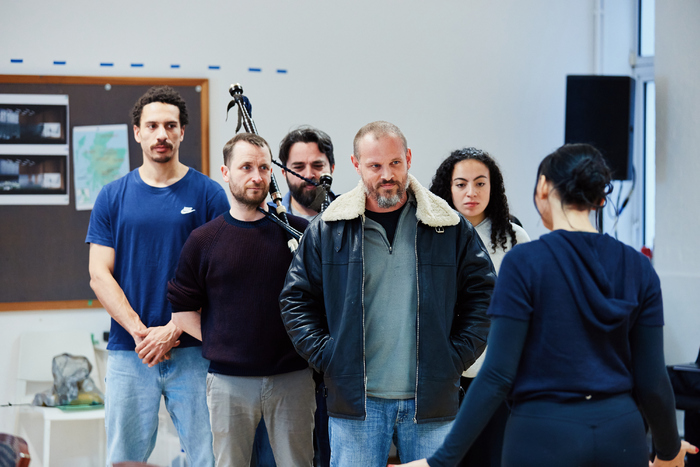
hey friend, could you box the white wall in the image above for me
[655,1,700,366]
[2,0,671,446]
[0,0,600,232]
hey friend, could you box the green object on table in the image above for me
[57,403,104,412]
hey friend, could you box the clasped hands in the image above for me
[133,321,181,367]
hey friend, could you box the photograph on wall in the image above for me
[0,94,69,205]
[0,94,68,144]
[0,154,68,194]
[73,124,130,211]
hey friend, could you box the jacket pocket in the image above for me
[450,344,466,375]
[320,337,335,374]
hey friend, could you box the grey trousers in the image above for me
[206,368,316,467]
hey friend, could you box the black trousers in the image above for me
[687,411,700,467]
[501,394,649,467]
[457,376,508,467]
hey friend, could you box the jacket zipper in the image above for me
[413,219,420,422]
[361,216,368,419]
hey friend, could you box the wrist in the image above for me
[129,322,148,339]
[168,320,184,339]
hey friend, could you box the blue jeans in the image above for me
[252,419,276,466]
[105,347,214,466]
[329,397,452,466]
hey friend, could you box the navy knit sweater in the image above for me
[167,211,309,377]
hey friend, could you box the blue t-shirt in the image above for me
[86,167,230,350]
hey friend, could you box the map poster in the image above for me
[73,124,130,211]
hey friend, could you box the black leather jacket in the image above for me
[280,176,495,422]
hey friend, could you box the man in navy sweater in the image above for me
[168,132,315,466]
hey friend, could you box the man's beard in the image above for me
[363,176,410,209]
[288,176,318,209]
[230,181,269,208]
[151,154,173,164]
[149,143,174,163]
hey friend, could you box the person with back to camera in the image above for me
[393,143,698,467]
[429,147,530,466]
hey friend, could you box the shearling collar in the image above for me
[321,174,460,228]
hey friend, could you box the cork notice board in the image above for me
[0,75,209,311]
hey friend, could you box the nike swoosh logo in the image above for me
[181,207,195,214]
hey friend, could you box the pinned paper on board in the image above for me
[0,94,70,205]
[72,124,130,211]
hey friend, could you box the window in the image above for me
[603,0,654,251]
[643,81,655,248]
[637,0,655,250]
[639,0,655,57]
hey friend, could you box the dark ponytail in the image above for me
[535,144,613,211]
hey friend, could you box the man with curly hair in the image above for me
[87,86,229,466]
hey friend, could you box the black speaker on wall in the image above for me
[565,75,635,180]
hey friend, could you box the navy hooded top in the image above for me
[427,230,680,467]
[490,229,663,401]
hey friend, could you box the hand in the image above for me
[650,440,699,467]
[388,459,430,467]
[133,322,181,367]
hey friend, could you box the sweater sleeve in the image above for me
[167,227,209,313]
[428,316,529,467]
[631,324,681,460]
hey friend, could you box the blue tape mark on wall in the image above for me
[6,58,289,72]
